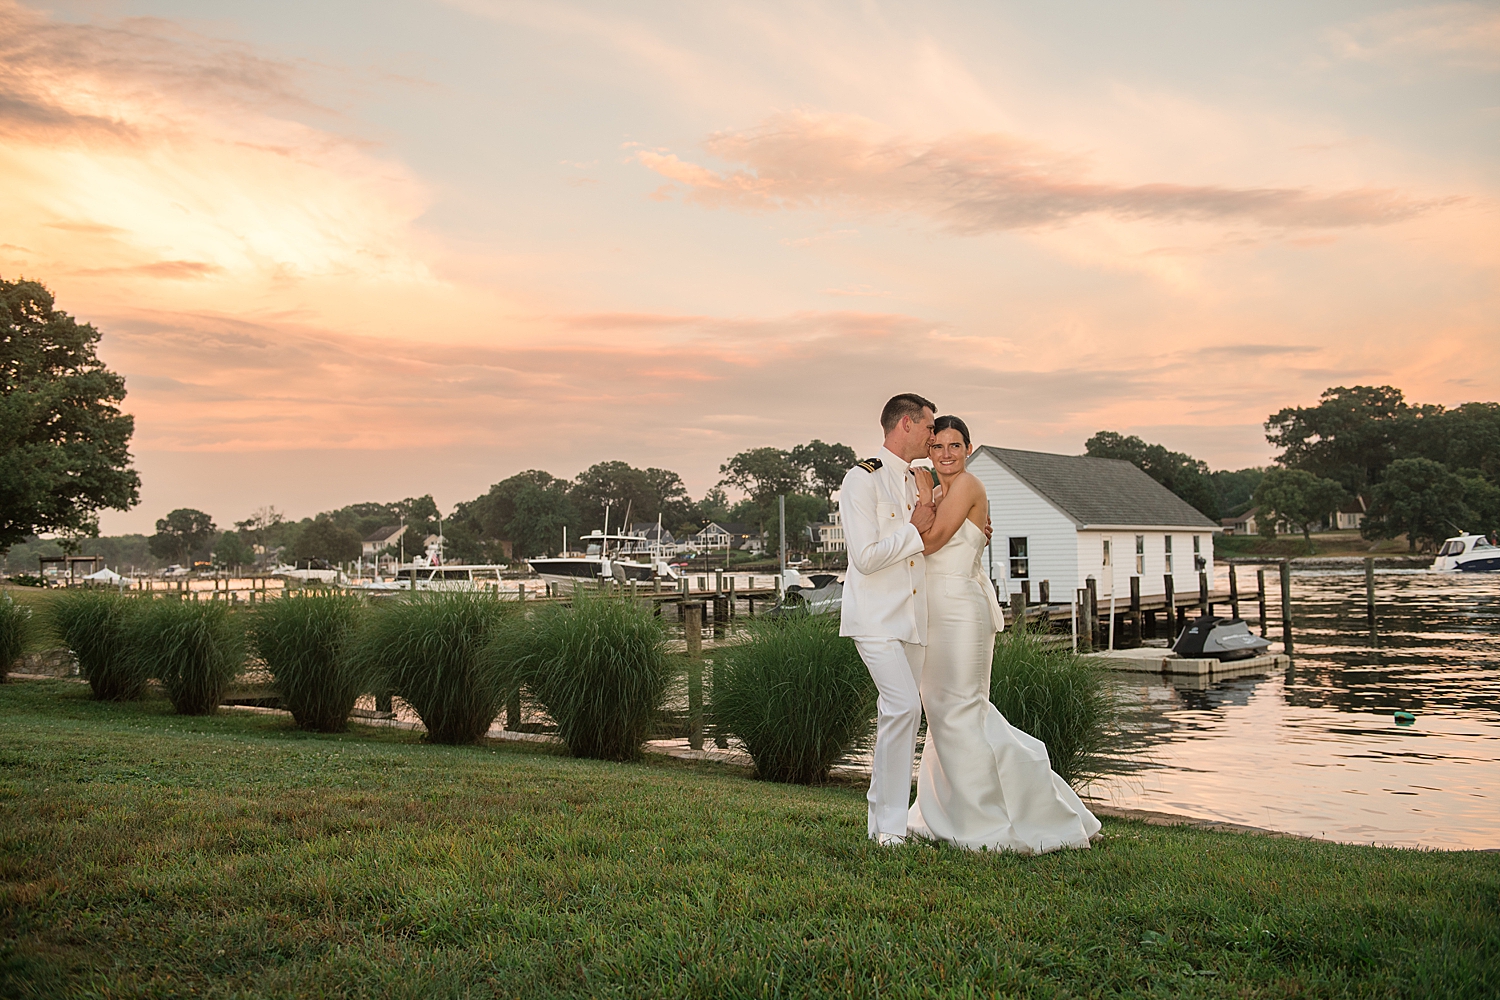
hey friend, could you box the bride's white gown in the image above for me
[907,519,1102,853]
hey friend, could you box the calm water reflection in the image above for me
[1087,569,1500,850]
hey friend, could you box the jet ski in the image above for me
[1172,615,1273,662]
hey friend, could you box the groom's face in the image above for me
[896,407,937,462]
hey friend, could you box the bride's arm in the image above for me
[920,474,980,555]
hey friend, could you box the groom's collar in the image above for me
[879,446,909,471]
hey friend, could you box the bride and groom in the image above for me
[839,393,1101,852]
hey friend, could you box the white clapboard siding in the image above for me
[967,451,1081,598]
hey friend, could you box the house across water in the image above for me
[965,447,1219,602]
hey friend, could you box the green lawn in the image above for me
[2,679,1495,999]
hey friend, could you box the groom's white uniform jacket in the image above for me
[838,447,927,645]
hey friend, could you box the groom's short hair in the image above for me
[881,393,937,433]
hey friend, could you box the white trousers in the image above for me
[854,637,926,839]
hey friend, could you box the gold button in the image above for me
[909,560,914,566]
[912,588,917,594]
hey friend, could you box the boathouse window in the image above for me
[1193,534,1206,571]
[1102,538,1112,567]
[1165,535,1174,574]
[1008,537,1029,579]
[1135,535,1145,574]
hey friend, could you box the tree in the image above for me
[1362,458,1471,552]
[234,506,284,565]
[1084,431,1220,519]
[1458,470,1500,539]
[214,531,254,569]
[1251,469,1348,550]
[764,493,830,558]
[691,488,732,531]
[466,470,577,559]
[149,509,218,564]
[643,467,695,527]
[292,518,362,565]
[789,440,858,499]
[1264,385,1417,500]
[719,448,804,506]
[0,278,140,553]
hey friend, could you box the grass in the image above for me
[127,598,245,715]
[0,594,31,681]
[248,593,369,732]
[1214,531,1415,559]
[44,589,146,701]
[501,593,670,761]
[711,612,876,784]
[351,594,515,745]
[990,630,1116,787]
[1,680,1496,999]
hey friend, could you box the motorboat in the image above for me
[527,518,681,588]
[356,563,510,592]
[1172,616,1273,661]
[1432,533,1500,572]
[771,572,844,616]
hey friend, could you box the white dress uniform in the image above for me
[838,446,928,840]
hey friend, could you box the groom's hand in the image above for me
[911,501,937,533]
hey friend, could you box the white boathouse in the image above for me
[965,447,1219,602]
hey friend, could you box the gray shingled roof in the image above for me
[975,446,1219,529]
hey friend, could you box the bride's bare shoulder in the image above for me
[953,470,986,499]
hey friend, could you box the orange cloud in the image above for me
[637,110,1452,233]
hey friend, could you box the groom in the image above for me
[839,393,938,845]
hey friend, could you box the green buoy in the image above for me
[1394,711,1416,726]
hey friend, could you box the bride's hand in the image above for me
[915,468,934,506]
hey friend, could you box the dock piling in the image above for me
[1279,560,1293,654]
[1365,558,1376,624]
[1229,564,1240,620]
[1163,574,1176,638]
[1257,569,1267,637]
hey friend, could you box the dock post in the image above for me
[1257,569,1268,637]
[684,602,703,750]
[1198,572,1209,616]
[1163,575,1176,638]
[1038,580,1050,606]
[1279,560,1293,654]
[1021,580,1030,605]
[727,574,736,619]
[1086,577,1099,648]
[1365,558,1376,624]
[1070,594,1079,652]
[1129,576,1141,646]
[1010,591,1026,634]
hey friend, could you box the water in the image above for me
[1087,569,1500,850]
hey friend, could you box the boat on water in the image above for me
[527,529,680,588]
[1432,533,1500,572]
[355,563,511,592]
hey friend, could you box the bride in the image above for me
[906,415,1102,853]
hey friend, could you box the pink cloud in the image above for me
[636,110,1451,233]
[1328,3,1500,73]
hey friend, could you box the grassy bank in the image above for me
[1213,531,1413,559]
[2,679,1496,999]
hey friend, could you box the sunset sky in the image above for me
[3,0,1497,534]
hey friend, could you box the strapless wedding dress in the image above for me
[907,519,1102,854]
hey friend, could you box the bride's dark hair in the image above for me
[933,415,971,449]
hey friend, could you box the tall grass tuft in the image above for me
[350,594,514,744]
[0,594,32,682]
[497,593,669,761]
[711,612,876,783]
[47,590,147,700]
[989,629,1115,786]
[129,598,245,715]
[249,593,368,732]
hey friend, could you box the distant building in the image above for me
[1220,507,1259,536]
[1334,496,1367,531]
[693,522,760,553]
[812,504,845,553]
[362,525,405,558]
[959,447,1219,600]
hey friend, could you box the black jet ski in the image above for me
[1172,616,1273,661]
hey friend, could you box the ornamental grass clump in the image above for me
[711,612,876,783]
[990,629,1115,787]
[249,593,368,732]
[351,593,514,745]
[0,594,32,682]
[47,589,146,700]
[498,592,669,761]
[129,598,245,715]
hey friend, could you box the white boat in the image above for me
[1432,533,1500,572]
[527,520,681,588]
[271,563,345,584]
[358,563,511,592]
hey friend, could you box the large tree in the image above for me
[1084,431,1220,519]
[719,447,805,506]
[464,470,577,559]
[0,278,140,553]
[789,440,858,499]
[292,518,362,565]
[1253,469,1349,550]
[1264,385,1419,500]
[148,509,218,564]
[1362,458,1471,552]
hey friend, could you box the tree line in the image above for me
[1088,385,1500,551]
